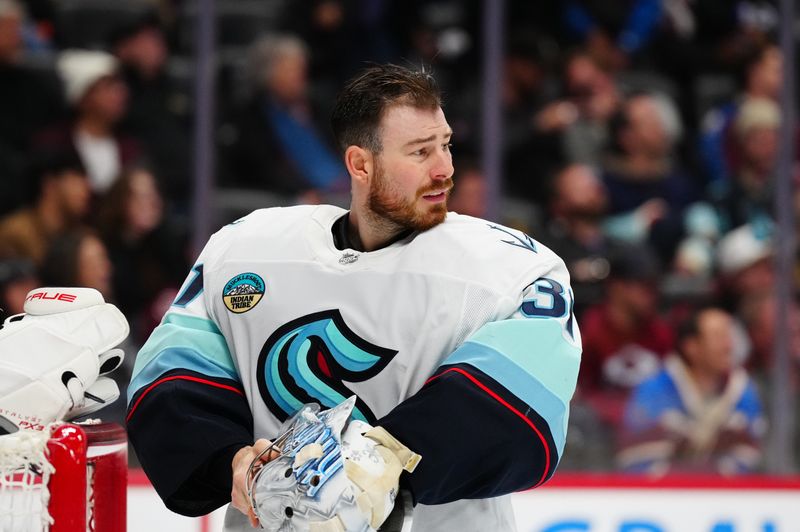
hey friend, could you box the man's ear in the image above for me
[344,146,372,186]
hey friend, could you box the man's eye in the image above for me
[413,148,428,156]
[443,143,452,151]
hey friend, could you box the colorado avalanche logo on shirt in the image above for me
[256,310,397,423]
[223,272,265,313]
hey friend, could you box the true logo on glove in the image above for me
[25,291,77,303]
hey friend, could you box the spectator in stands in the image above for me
[96,166,189,344]
[34,49,140,194]
[508,52,622,204]
[671,202,725,279]
[578,245,674,432]
[540,163,627,316]
[561,0,664,71]
[740,291,800,376]
[558,51,622,167]
[715,97,780,231]
[282,0,384,96]
[699,43,782,196]
[716,222,775,315]
[111,13,191,206]
[39,227,113,300]
[448,157,540,231]
[220,34,347,200]
[618,307,766,475]
[501,39,561,203]
[0,257,38,320]
[387,0,480,94]
[693,0,779,74]
[739,290,800,464]
[739,285,800,466]
[0,151,90,266]
[448,160,487,219]
[601,92,699,262]
[0,0,65,215]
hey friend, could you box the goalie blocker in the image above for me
[0,287,129,434]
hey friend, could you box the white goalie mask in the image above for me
[247,397,420,532]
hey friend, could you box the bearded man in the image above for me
[127,64,582,532]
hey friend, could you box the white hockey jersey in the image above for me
[128,205,581,532]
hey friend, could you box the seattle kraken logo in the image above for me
[256,310,398,423]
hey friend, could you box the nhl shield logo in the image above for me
[339,251,359,265]
[223,272,265,313]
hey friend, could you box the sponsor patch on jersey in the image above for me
[223,272,265,313]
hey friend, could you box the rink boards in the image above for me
[127,470,800,532]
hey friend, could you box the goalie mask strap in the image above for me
[365,427,421,473]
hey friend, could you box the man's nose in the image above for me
[431,150,454,180]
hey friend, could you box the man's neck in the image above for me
[747,86,774,101]
[688,365,725,398]
[334,211,411,252]
[76,115,112,138]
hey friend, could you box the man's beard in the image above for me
[367,162,452,234]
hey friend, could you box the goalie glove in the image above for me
[248,397,421,532]
[0,288,129,434]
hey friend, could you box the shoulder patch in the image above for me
[487,224,538,254]
[223,272,265,313]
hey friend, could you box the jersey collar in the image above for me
[331,213,414,252]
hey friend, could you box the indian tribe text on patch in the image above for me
[223,272,265,314]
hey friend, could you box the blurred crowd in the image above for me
[0,0,798,475]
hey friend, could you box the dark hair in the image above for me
[0,258,36,289]
[675,305,724,360]
[96,166,161,239]
[108,10,162,48]
[39,227,95,287]
[330,64,442,154]
[607,90,652,155]
[26,150,86,202]
[607,243,661,282]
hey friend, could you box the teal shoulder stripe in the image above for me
[163,312,222,335]
[127,346,241,404]
[128,313,239,404]
[465,319,580,404]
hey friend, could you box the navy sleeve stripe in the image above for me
[127,373,245,423]
[428,365,553,488]
[126,369,253,515]
[379,361,559,503]
[441,318,580,457]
